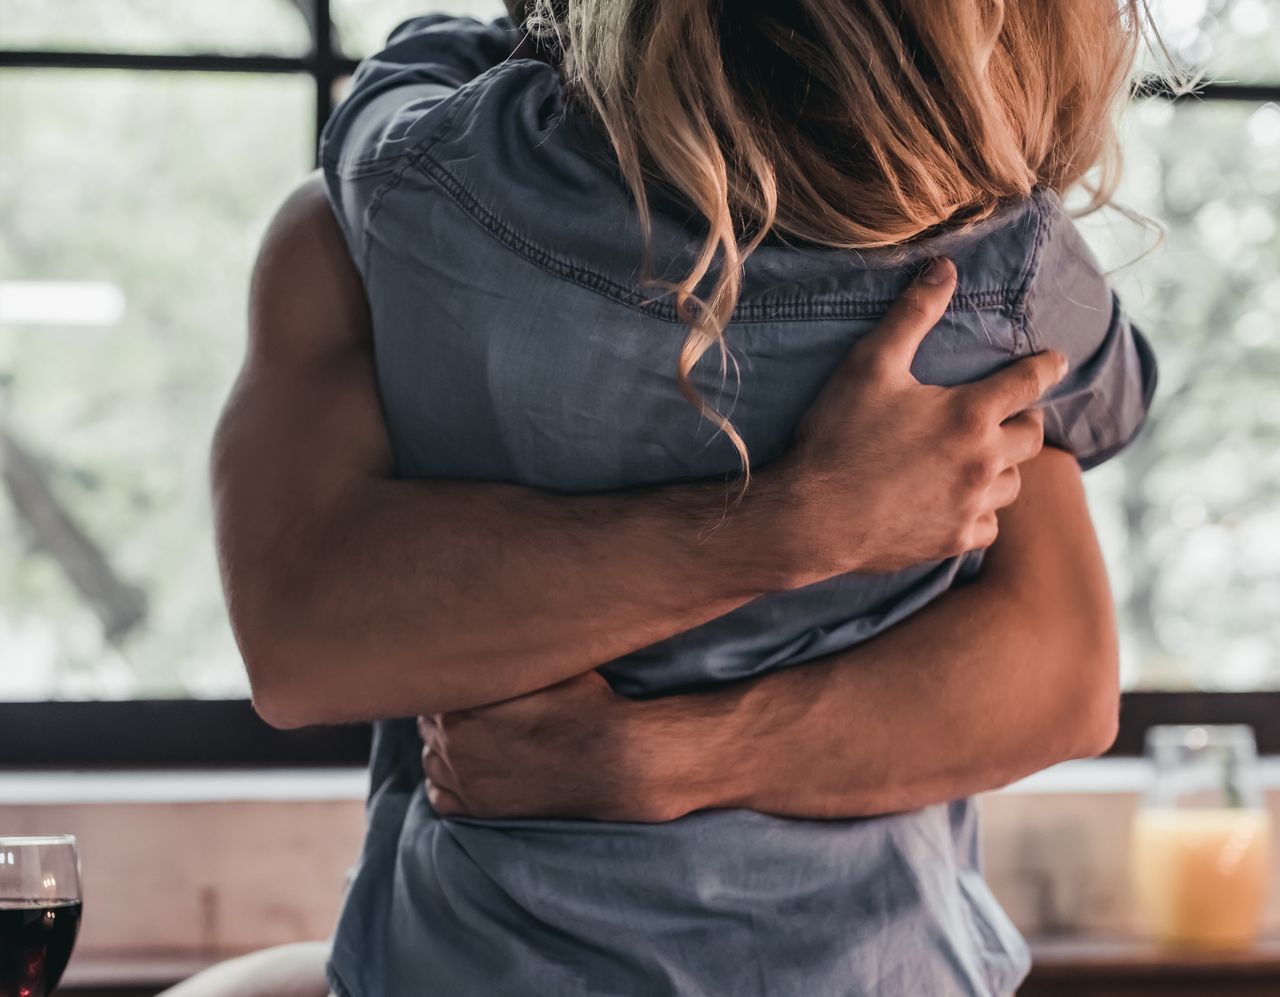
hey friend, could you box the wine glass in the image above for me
[0,835,83,997]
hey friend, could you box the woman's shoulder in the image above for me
[317,13,572,270]
[320,18,1082,322]
[321,19,1111,337]
[319,15,545,176]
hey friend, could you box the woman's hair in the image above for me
[526,0,1156,503]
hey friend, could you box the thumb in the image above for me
[852,257,957,378]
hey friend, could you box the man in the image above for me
[166,167,1120,995]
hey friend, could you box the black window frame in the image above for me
[2,3,1278,768]
[0,0,357,157]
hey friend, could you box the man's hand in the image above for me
[422,447,1118,823]
[420,672,681,822]
[767,257,1067,580]
[223,178,1068,728]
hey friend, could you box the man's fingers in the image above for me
[422,745,457,787]
[988,465,1022,511]
[849,257,957,377]
[970,350,1069,421]
[970,511,1000,550]
[998,408,1045,467]
[427,783,465,816]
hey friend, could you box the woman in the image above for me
[194,2,1158,995]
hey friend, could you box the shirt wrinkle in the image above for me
[319,14,1157,997]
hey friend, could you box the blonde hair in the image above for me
[527,0,1156,502]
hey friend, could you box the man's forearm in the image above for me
[639,448,1119,819]
[216,343,797,726]
[226,178,1058,731]
[216,177,806,728]
[656,573,1109,818]
[269,473,791,724]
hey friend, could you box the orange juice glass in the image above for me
[1131,724,1271,950]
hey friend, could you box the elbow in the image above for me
[237,610,426,728]
[1014,609,1120,770]
[250,674,316,731]
[240,634,326,731]
[251,692,312,732]
[219,533,371,729]
[230,594,335,730]
[1063,632,1121,761]
[1071,679,1121,759]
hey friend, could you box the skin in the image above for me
[403,0,1116,823]
[214,174,1113,830]
[213,177,1065,730]
[422,445,1119,823]
[182,168,1114,997]
[157,943,332,997]
[185,8,1116,993]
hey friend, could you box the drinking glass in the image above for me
[1130,725,1271,950]
[0,835,82,997]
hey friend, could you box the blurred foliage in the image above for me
[1143,0,1280,83]
[0,70,313,697]
[333,0,504,58]
[1078,95,1280,691]
[0,0,310,55]
[0,0,1275,698]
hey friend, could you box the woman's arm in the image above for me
[213,177,1061,728]
[423,445,1117,822]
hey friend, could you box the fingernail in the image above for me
[919,258,955,286]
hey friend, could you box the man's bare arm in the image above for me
[216,178,779,728]
[675,445,1118,818]
[214,176,1063,728]
[424,446,1117,821]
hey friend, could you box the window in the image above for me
[0,1,1276,762]
[2,69,313,700]
[0,1,505,705]
[0,0,312,55]
[1077,0,1280,692]
[1080,96,1280,693]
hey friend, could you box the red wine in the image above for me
[0,900,81,997]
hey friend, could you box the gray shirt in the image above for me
[318,15,1157,997]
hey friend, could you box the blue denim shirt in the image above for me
[319,15,1157,997]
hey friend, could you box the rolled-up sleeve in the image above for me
[1023,210,1159,471]
[318,14,519,270]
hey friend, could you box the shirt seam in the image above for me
[333,64,487,276]
[399,144,1020,325]
[1010,190,1056,355]
[321,57,538,181]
